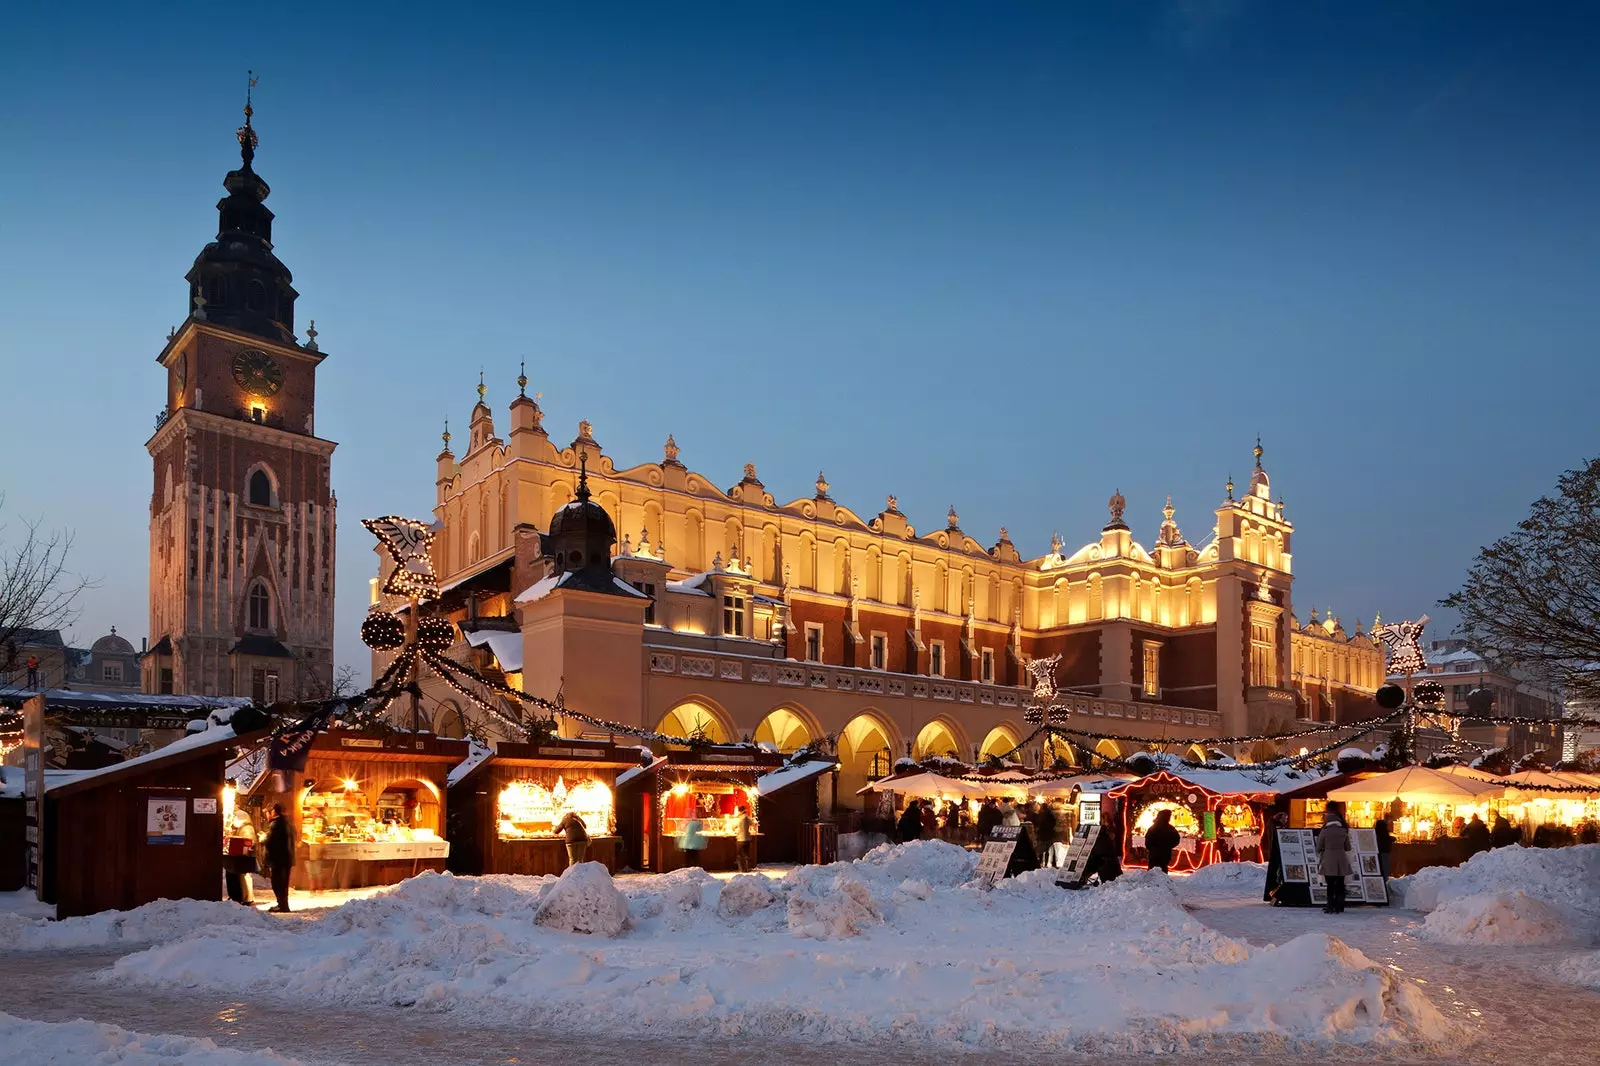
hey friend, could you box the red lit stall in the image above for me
[616,746,782,873]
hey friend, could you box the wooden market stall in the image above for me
[616,746,782,873]
[248,731,468,891]
[446,738,640,876]
[1107,770,1287,872]
[754,756,840,865]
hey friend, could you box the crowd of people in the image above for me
[894,796,1073,863]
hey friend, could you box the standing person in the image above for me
[941,801,960,839]
[1316,804,1354,914]
[1034,801,1061,867]
[1000,799,1022,828]
[25,655,40,689]
[1373,818,1395,883]
[975,798,1001,840]
[732,805,754,872]
[1263,812,1291,902]
[1144,809,1180,873]
[555,809,589,868]
[897,800,923,843]
[678,813,707,868]
[920,800,939,839]
[261,803,295,913]
[1463,813,1492,855]
[1489,814,1519,849]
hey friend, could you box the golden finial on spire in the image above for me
[476,369,486,405]
[1253,435,1264,469]
[517,360,528,397]
[237,71,260,165]
[441,418,451,450]
[1226,473,1235,500]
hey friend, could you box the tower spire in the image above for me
[237,70,259,168]
[575,448,592,501]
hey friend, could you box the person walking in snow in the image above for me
[1144,809,1180,873]
[732,805,754,872]
[678,814,707,868]
[975,798,1001,840]
[1316,804,1354,914]
[261,803,295,913]
[1489,814,1518,850]
[555,809,588,868]
[919,800,939,839]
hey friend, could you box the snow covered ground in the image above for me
[0,1011,304,1065]
[5,845,1599,1063]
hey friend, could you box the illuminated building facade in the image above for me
[381,378,1384,798]
[142,101,336,700]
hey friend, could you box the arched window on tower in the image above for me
[248,583,271,631]
[248,469,272,507]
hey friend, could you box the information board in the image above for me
[1056,823,1102,887]
[975,825,1021,888]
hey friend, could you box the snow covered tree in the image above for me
[1443,458,1600,702]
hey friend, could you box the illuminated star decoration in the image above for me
[1023,654,1070,726]
[1372,614,1429,676]
[363,515,440,601]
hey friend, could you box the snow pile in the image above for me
[1393,845,1600,943]
[785,870,882,939]
[1418,890,1574,945]
[716,873,778,918]
[0,1011,305,1064]
[1177,861,1267,899]
[100,843,1463,1053]
[534,862,629,936]
[1555,951,1600,991]
[0,898,279,951]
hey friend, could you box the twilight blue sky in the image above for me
[2,2,1597,680]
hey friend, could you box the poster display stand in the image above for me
[1267,827,1387,906]
[975,826,1021,889]
[1054,823,1102,889]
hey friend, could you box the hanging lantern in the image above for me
[1375,683,1406,710]
[1413,680,1445,708]
[361,607,405,651]
[416,614,456,653]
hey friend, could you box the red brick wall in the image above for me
[1023,630,1101,691]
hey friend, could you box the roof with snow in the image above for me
[463,628,523,672]
[756,757,837,796]
[515,570,650,604]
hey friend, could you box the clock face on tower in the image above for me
[232,348,284,397]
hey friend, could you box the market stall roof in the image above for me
[0,687,249,714]
[856,770,987,800]
[462,628,523,673]
[756,758,837,796]
[1027,773,1134,798]
[1436,764,1505,782]
[1326,766,1506,804]
[46,721,267,799]
[616,756,666,789]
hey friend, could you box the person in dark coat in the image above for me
[555,810,589,867]
[920,801,940,839]
[898,800,923,843]
[262,803,295,913]
[1263,812,1290,902]
[1034,802,1059,850]
[1374,818,1395,881]
[974,798,1001,840]
[1144,809,1180,872]
[1490,815,1519,850]
[732,805,754,872]
[1462,814,1492,855]
[1316,808,1354,914]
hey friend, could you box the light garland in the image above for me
[363,515,441,601]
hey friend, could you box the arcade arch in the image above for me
[655,699,732,745]
[753,706,816,754]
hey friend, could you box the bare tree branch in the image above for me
[0,493,99,673]
[1443,458,1600,702]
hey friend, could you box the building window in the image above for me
[1142,640,1161,698]
[870,632,887,670]
[723,595,745,637]
[159,667,173,694]
[248,583,271,630]
[1250,622,1277,688]
[251,669,281,704]
[930,641,945,678]
[265,671,279,704]
[248,469,272,506]
[805,623,823,663]
[981,647,995,684]
[632,581,656,624]
[102,661,124,683]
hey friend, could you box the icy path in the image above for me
[1184,894,1600,1066]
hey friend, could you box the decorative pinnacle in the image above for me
[1254,435,1264,469]
[575,448,591,501]
[476,369,486,405]
[815,471,830,498]
[517,360,527,397]
[947,505,959,528]
[304,320,318,351]
[441,419,451,449]
[237,71,260,166]
[1226,473,1235,500]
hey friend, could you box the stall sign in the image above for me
[1057,824,1102,886]
[536,746,604,759]
[146,798,187,845]
[340,738,385,749]
[193,798,218,814]
[975,826,1021,889]
[699,753,757,764]
[1201,811,1216,840]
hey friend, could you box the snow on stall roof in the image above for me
[44,719,246,792]
[615,755,666,788]
[463,629,523,672]
[0,687,249,711]
[756,758,836,796]
[445,740,494,787]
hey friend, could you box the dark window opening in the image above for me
[248,469,272,506]
[248,584,271,630]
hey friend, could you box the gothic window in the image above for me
[981,647,995,684]
[245,279,266,313]
[1087,574,1103,622]
[805,623,823,663]
[870,632,887,670]
[248,469,272,507]
[248,583,271,630]
[1142,641,1162,698]
[930,640,945,678]
[1250,621,1277,688]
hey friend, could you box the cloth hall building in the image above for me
[379,380,1384,798]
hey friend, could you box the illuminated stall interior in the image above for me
[498,776,615,839]
[301,777,444,844]
[660,776,757,840]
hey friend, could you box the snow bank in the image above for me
[1177,861,1267,899]
[534,862,629,936]
[0,898,279,952]
[1556,951,1600,991]
[0,1011,304,1064]
[1393,845,1600,944]
[100,843,1462,1053]
[1418,890,1576,946]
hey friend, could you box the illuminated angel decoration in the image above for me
[1372,614,1429,676]
[364,515,440,601]
[1023,654,1070,726]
